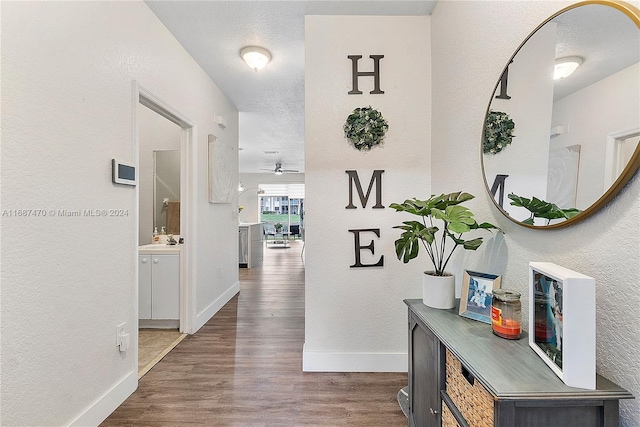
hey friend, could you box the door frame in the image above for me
[133,81,198,341]
[604,127,640,188]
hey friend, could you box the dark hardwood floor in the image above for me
[102,241,407,426]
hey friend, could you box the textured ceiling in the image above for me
[145,1,638,173]
[144,1,438,173]
[550,3,639,101]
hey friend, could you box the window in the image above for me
[259,184,305,237]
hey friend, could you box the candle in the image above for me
[491,289,522,340]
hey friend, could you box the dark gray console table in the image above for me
[405,299,633,427]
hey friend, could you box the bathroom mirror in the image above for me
[481,1,640,228]
[153,150,181,234]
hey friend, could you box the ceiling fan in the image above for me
[261,163,299,175]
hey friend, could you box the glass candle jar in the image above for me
[491,289,522,339]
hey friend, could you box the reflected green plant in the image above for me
[508,193,581,225]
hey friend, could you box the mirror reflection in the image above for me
[482,2,640,227]
[154,150,181,234]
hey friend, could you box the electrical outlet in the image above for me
[116,322,126,346]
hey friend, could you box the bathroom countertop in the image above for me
[139,243,182,255]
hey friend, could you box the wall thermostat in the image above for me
[112,159,137,186]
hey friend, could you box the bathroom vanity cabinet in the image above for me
[405,299,632,427]
[139,245,180,322]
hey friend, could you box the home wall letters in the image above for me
[347,55,385,95]
[345,170,384,209]
[346,53,386,267]
[494,61,513,100]
[346,170,385,268]
[349,229,384,268]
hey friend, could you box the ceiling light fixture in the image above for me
[554,56,583,80]
[239,187,265,196]
[240,46,271,72]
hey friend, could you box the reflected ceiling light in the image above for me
[554,56,583,80]
[238,182,244,191]
[240,46,271,71]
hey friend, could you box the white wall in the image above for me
[0,1,239,425]
[552,62,640,209]
[431,1,640,425]
[239,172,305,223]
[304,15,431,371]
[196,130,240,325]
[138,104,181,245]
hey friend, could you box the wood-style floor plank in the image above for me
[102,241,407,426]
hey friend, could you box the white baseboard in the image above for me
[68,370,137,427]
[302,344,407,372]
[194,281,240,332]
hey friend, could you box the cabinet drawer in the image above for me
[445,348,494,427]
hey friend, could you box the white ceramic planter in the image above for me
[422,272,455,309]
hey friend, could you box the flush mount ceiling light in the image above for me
[240,46,271,71]
[554,56,583,80]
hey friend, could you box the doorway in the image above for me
[134,82,197,377]
[605,128,640,188]
[137,105,182,376]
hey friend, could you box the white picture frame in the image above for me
[529,262,596,390]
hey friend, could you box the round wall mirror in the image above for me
[481,1,640,228]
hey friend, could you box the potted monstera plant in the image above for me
[390,192,503,309]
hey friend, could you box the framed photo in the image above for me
[529,262,595,390]
[459,270,502,324]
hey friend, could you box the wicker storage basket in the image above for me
[442,401,461,427]
[445,348,494,426]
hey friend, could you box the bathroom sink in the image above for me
[138,244,181,254]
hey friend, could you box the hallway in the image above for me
[102,240,407,426]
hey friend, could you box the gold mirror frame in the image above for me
[481,0,640,229]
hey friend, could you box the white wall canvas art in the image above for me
[208,137,234,204]
[547,144,580,209]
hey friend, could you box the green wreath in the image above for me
[343,106,389,151]
[484,111,515,155]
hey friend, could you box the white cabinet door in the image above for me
[239,227,249,264]
[250,223,263,266]
[139,255,152,319]
[151,254,180,319]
